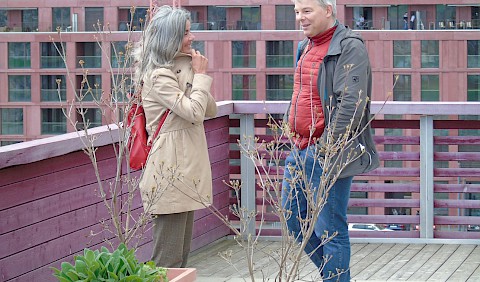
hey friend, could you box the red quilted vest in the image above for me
[289,26,336,149]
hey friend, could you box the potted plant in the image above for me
[52,243,196,282]
[52,243,167,281]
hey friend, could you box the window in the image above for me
[238,7,260,30]
[111,41,130,68]
[387,5,408,30]
[467,40,480,68]
[76,108,103,130]
[421,75,439,101]
[436,4,456,28]
[266,75,293,100]
[52,7,71,31]
[1,108,23,135]
[85,7,104,31]
[0,9,6,27]
[22,9,38,32]
[467,75,480,101]
[393,75,411,101]
[352,7,372,30]
[473,7,480,29]
[192,41,205,55]
[393,41,411,68]
[77,75,102,102]
[232,75,256,100]
[207,6,226,30]
[421,40,439,68]
[128,7,148,31]
[111,75,132,102]
[276,5,296,30]
[77,42,102,68]
[41,108,66,135]
[232,41,256,68]
[1,141,22,146]
[8,75,31,102]
[8,43,31,68]
[266,41,294,68]
[41,75,66,102]
[41,42,65,68]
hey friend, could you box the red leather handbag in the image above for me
[127,98,169,170]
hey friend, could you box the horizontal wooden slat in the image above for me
[433,231,480,239]
[434,183,480,193]
[435,136,480,145]
[434,168,480,177]
[352,183,420,193]
[371,120,420,129]
[434,216,480,225]
[434,120,480,130]
[374,136,420,145]
[347,215,418,224]
[434,199,480,209]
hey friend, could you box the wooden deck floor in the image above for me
[187,238,480,282]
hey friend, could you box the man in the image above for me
[281,0,379,281]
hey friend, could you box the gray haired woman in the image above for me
[133,5,217,268]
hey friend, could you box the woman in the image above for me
[133,5,217,268]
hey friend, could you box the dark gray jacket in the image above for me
[296,21,379,178]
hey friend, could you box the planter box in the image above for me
[167,268,197,282]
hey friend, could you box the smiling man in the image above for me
[281,0,379,281]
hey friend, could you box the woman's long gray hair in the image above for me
[133,5,191,83]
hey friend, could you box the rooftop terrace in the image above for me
[1,101,480,281]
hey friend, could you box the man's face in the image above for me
[294,0,334,37]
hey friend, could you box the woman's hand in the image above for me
[191,49,208,74]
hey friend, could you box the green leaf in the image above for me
[65,270,79,281]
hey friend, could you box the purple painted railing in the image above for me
[226,101,480,241]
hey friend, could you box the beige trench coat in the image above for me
[139,52,217,215]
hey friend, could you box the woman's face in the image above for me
[180,20,195,53]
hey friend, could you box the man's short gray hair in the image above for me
[293,0,337,18]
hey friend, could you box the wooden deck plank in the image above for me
[408,244,459,281]
[388,244,442,280]
[353,244,408,280]
[211,241,273,278]
[429,244,477,281]
[467,264,480,282]
[451,245,480,281]
[349,243,382,268]
[188,239,480,281]
[371,244,426,280]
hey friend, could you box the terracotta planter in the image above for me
[167,268,197,282]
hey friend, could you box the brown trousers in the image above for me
[151,211,194,268]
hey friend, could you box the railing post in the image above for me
[420,115,434,238]
[240,114,256,237]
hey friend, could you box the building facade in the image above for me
[1,0,479,143]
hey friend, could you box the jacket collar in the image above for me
[327,20,364,56]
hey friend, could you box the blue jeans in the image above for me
[281,145,353,282]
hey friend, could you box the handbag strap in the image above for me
[138,80,171,145]
[149,109,170,145]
